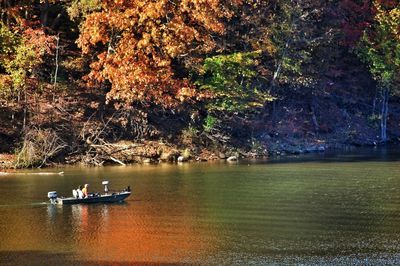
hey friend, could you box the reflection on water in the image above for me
[0,147,400,264]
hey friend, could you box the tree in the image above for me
[340,0,374,48]
[76,0,243,109]
[67,0,101,22]
[357,0,400,141]
[0,2,56,128]
[196,51,273,113]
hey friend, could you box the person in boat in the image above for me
[82,184,89,198]
[77,185,84,199]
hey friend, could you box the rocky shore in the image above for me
[2,136,395,169]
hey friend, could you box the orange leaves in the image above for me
[23,28,55,57]
[139,0,168,22]
[180,0,228,34]
[78,13,110,54]
[78,0,243,108]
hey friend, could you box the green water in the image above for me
[0,147,399,265]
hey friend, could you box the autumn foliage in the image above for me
[77,0,244,108]
[0,0,399,167]
[0,1,55,102]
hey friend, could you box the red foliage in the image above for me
[339,0,374,47]
[377,0,398,9]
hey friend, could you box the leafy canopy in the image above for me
[197,51,273,112]
[357,0,400,89]
[0,23,54,99]
[77,0,243,108]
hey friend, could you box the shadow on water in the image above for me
[81,261,189,266]
[0,250,73,266]
[0,250,190,266]
[247,145,400,164]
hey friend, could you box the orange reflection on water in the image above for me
[70,203,213,264]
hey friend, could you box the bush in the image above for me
[16,127,67,168]
[203,115,217,133]
[181,126,199,145]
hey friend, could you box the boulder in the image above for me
[142,158,152,164]
[218,152,227,159]
[227,156,238,162]
[177,156,187,162]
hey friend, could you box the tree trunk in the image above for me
[51,13,62,29]
[372,87,378,115]
[310,96,319,134]
[53,34,60,88]
[23,88,27,131]
[270,40,290,90]
[380,87,389,142]
[270,40,290,125]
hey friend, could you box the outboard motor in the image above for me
[47,191,58,204]
[102,181,109,194]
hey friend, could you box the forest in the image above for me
[0,0,399,168]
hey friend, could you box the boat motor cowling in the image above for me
[48,191,57,198]
[48,191,58,204]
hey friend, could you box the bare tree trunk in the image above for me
[270,40,290,125]
[23,88,27,131]
[384,87,389,140]
[53,34,60,94]
[380,87,389,142]
[310,96,319,134]
[51,13,62,29]
[270,40,290,90]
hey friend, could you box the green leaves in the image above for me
[0,21,55,101]
[203,115,217,133]
[357,1,400,89]
[197,51,273,112]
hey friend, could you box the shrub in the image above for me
[181,126,199,145]
[16,127,67,168]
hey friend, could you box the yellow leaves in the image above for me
[387,7,400,40]
[137,33,151,49]
[374,0,400,40]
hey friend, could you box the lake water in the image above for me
[0,147,400,265]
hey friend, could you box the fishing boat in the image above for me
[47,181,131,205]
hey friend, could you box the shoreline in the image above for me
[1,141,397,171]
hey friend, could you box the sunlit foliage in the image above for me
[197,51,273,112]
[77,0,244,108]
[357,0,400,87]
